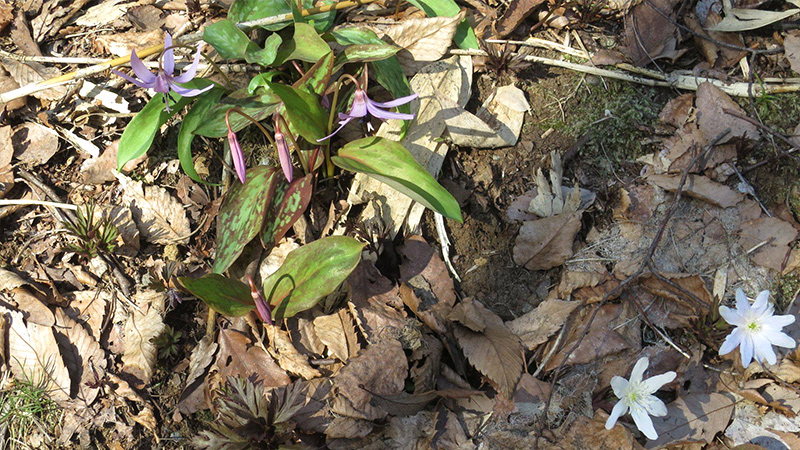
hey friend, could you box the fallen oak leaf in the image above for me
[513,211,582,271]
[506,299,579,350]
[383,13,464,75]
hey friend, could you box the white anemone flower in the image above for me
[719,289,796,367]
[605,357,676,440]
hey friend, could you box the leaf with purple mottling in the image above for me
[262,173,313,248]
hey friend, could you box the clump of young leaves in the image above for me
[0,376,61,447]
[479,39,531,77]
[194,377,305,449]
[151,325,183,359]
[62,201,118,258]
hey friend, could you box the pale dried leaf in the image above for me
[177,334,217,415]
[648,393,735,448]
[2,58,67,100]
[695,82,760,143]
[313,309,360,361]
[121,304,164,386]
[0,125,11,166]
[64,290,109,339]
[383,13,463,75]
[738,217,799,272]
[506,299,579,350]
[7,310,71,403]
[12,122,60,166]
[332,339,407,420]
[265,324,321,379]
[786,32,800,74]
[118,174,191,245]
[708,2,800,32]
[646,173,744,208]
[4,287,54,327]
[325,416,374,439]
[777,358,800,383]
[74,0,130,27]
[448,300,487,332]
[95,30,163,57]
[513,211,582,271]
[452,298,523,395]
[217,328,290,389]
[436,90,508,148]
[53,308,106,405]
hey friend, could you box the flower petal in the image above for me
[605,401,628,430]
[719,305,745,327]
[641,395,668,417]
[154,74,171,94]
[630,357,649,384]
[347,90,368,118]
[752,333,777,365]
[163,32,175,76]
[751,290,771,316]
[642,371,676,394]
[762,330,796,349]
[111,69,154,89]
[610,376,629,399]
[719,327,742,356]
[317,117,353,142]
[171,44,204,84]
[630,406,659,440]
[762,314,796,329]
[735,288,751,313]
[129,50,157,84]
[228,131,246,183]
[275,133,293,182]
[169,82,213,97]
[370,92,419,108]
[366,101,416,121]
[740,334,754,367]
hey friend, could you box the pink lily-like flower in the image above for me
[318,88,418,141]
[275,131,293,182]
[225,111,247,183]
[247,275,273,324]
[112,33,212,109]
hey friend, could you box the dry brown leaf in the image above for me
[623,0,685,66]
[777,358,800,383]
[0,125,11,167]
[496,0,547,37]
[325,416,374,439]
[74,0,130,27]
[313,309,360,361]
[639,273,712,309]
[513,211,582,271]
[95,30,163,57]
[121,302,164,386]
[0,63,24,112]
[385,411,437,449]
[293,378,334,434]
[786,32,800,74]
[177,334,217,416]
[452,298,523,395]
[292,314,326,356]
[437,84,529,148]
[347,284,406,343]
[12,122,60,166]
[2,286,54,326]
[332,339,407,421]
[265,324,321,379]
[659,93,694,128]
[648,393,735,448]
[506,299,579,350]
[2,58,67,100]
[695,82,760,143]
[98,204,140,257]
[383,13,463,75]
[119,174,191,245]
[560,412,644,449]
[738,217,799,272]
[7,309,71,404]
[53,308,106,405]
[448,299,487,332]
[216,328,290,389]
[64,290,109,339]
[646,173,744,208]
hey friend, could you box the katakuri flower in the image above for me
[318,88,418,141]
[605,357,676,440]
[247,275,273,325]
[112,32,212,110]
[225,111,247,183]
[718,288,796,367]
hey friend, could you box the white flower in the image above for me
[719,289,796,367]
[605,357,676,440]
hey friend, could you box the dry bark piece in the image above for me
[513,211,582,271]
[6,309,72,404]
[452,298,523,395]
[313,309,360,361]
[12,122,60,166]
[646,173,744,208]
[496,0,547,37]
[118,174,191,245]
[383,13,463,75]
[506,299,579,350]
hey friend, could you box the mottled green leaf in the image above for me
[194,88,279,138]
[333,137,463,222]
[177,88,224,184]
[229,0,335,32]
[203,19,254,59]
[334,44,401,69]
[178,274,254,316]
[293,52,334,95]
[274,22,331,64]
[264,236,364,319]
[266,82,327,142]
[245,33,282,66]
[213,166,279,274]
[262,173,313,247]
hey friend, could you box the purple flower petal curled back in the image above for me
[317,88,418,141]
[275,132,293,182]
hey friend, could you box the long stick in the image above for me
[0,0,376,104]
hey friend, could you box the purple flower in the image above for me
[112,32,212,109]
[275,131,293,182]
[318,88,418,141]
[247,275,273,325]
[226,112,247,183]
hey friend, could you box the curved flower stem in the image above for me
[227,108,277,148]
[275,114,308,174]
[324,82,341,177]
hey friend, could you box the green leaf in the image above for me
[261,173,313,247]
[334,44,401,69]
[178,274,254,316]
[248,71,280,95]
[194,88,279,137]
[266,82,327,142]
[293,51,333,95]
[404,0,478,49]
[263,236,364,319]
[333,137,463,222]
[117,79,211,170]
[177,88,224,184]
[244,33,282,66]
[274,22,331,64]
[332,28,411,114]
[203,19,254,59]
[213,166,279,274]
[229,0,335,32]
